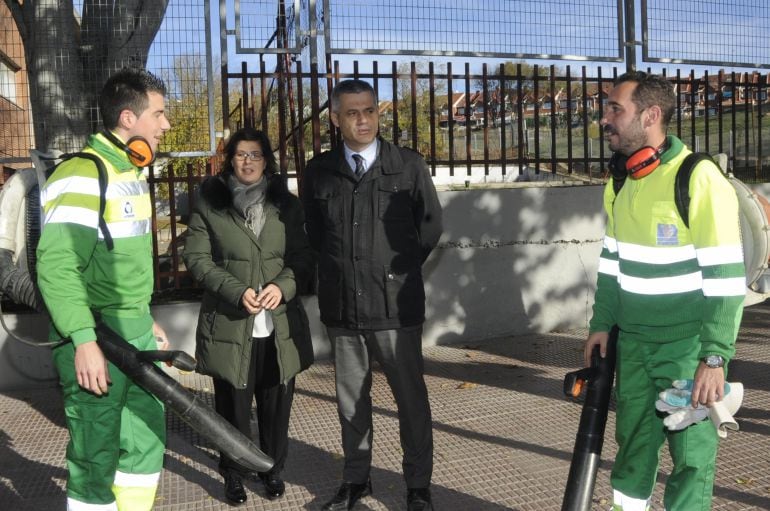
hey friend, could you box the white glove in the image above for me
[655,381,743,437]
[658,379,714,407]
[656,400,709,431]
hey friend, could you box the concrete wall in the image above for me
[0,183,608,390]
[4,180,768,390]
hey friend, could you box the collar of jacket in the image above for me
[86,132,140,173]
[660,135,685,165]
[199,171,286,211]
[336,137,405,177]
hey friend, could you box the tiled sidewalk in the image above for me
[2,304,769,510]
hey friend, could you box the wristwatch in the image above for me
[702,355,725,368]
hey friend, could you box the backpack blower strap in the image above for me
[52,152,115,251]
[674,152,715,230]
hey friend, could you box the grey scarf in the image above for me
[228,173,268,237]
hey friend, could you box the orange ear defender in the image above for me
[626,138,670,180]
[102,130,155,167]
[124,136,155,166]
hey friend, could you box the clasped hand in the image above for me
[241,284,283,314]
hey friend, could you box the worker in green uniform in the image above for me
[585,71,744,511]
[36,67,172,511]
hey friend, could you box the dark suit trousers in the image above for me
[213,333,295,477]
[327,325,433,488]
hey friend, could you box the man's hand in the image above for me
[584,331,609,367]
[256,283,283,311]
[691,362,726,408]
[153,321,169,351]
[74,341,110,395]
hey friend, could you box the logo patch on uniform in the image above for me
[657,223,678,245]
[123,200,135,218]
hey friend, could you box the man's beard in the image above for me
[606,116,648,156]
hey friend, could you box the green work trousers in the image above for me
[53,317,166,507]
[611,332,720,511]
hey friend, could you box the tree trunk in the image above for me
[5,0,169,153]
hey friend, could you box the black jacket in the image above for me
[302,138,443,330]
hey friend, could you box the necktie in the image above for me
[352,154,365,179]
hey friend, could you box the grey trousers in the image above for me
[327,325,433,488]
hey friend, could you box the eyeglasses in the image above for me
[234,151,264,162]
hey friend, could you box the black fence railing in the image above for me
[225,61,770,185]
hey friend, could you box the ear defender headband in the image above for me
[102,130,155,167]
[625,138,671,180]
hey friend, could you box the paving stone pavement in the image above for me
[1,303,769,510]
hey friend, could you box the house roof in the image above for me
[443,91,484,109]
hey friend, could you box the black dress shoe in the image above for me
[224,474,247,505]
[407,487,432,511]
[321,479,372,511]
[259,473,286,499]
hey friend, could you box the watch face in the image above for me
[704,355,724,368]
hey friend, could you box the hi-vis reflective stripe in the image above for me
[100,219,151,239]
[42,173,148,207]
[598,257,619,277]
[612,489,651,511]
[105,180,149,199]
[45,205,99,228]
[66,497,118,511]
[618,271,702,295]
[703,277,746,296]
[44,207,149,239]
[42,175,100,205]
[617,240,696,264]
[113,470,160,488]
[604,236,618,253]
[697,245,744,266]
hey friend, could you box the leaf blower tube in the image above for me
[95,323,274,473]
[561,326,618,511]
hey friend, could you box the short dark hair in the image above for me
[221,127,278,176]
[615,71,676,127]
[99,68,167,130]
[330,79,377,113]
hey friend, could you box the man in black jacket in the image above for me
[302,79,443,511]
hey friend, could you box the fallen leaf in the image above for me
[456,382,478,390]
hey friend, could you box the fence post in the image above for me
[624,0,636,72]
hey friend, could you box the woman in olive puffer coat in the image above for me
[183,127,314,505]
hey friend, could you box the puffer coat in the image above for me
[184,172,314,388]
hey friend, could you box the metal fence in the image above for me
[324,0,623,61]
[3,0,770,300]
[642,0,770,69]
